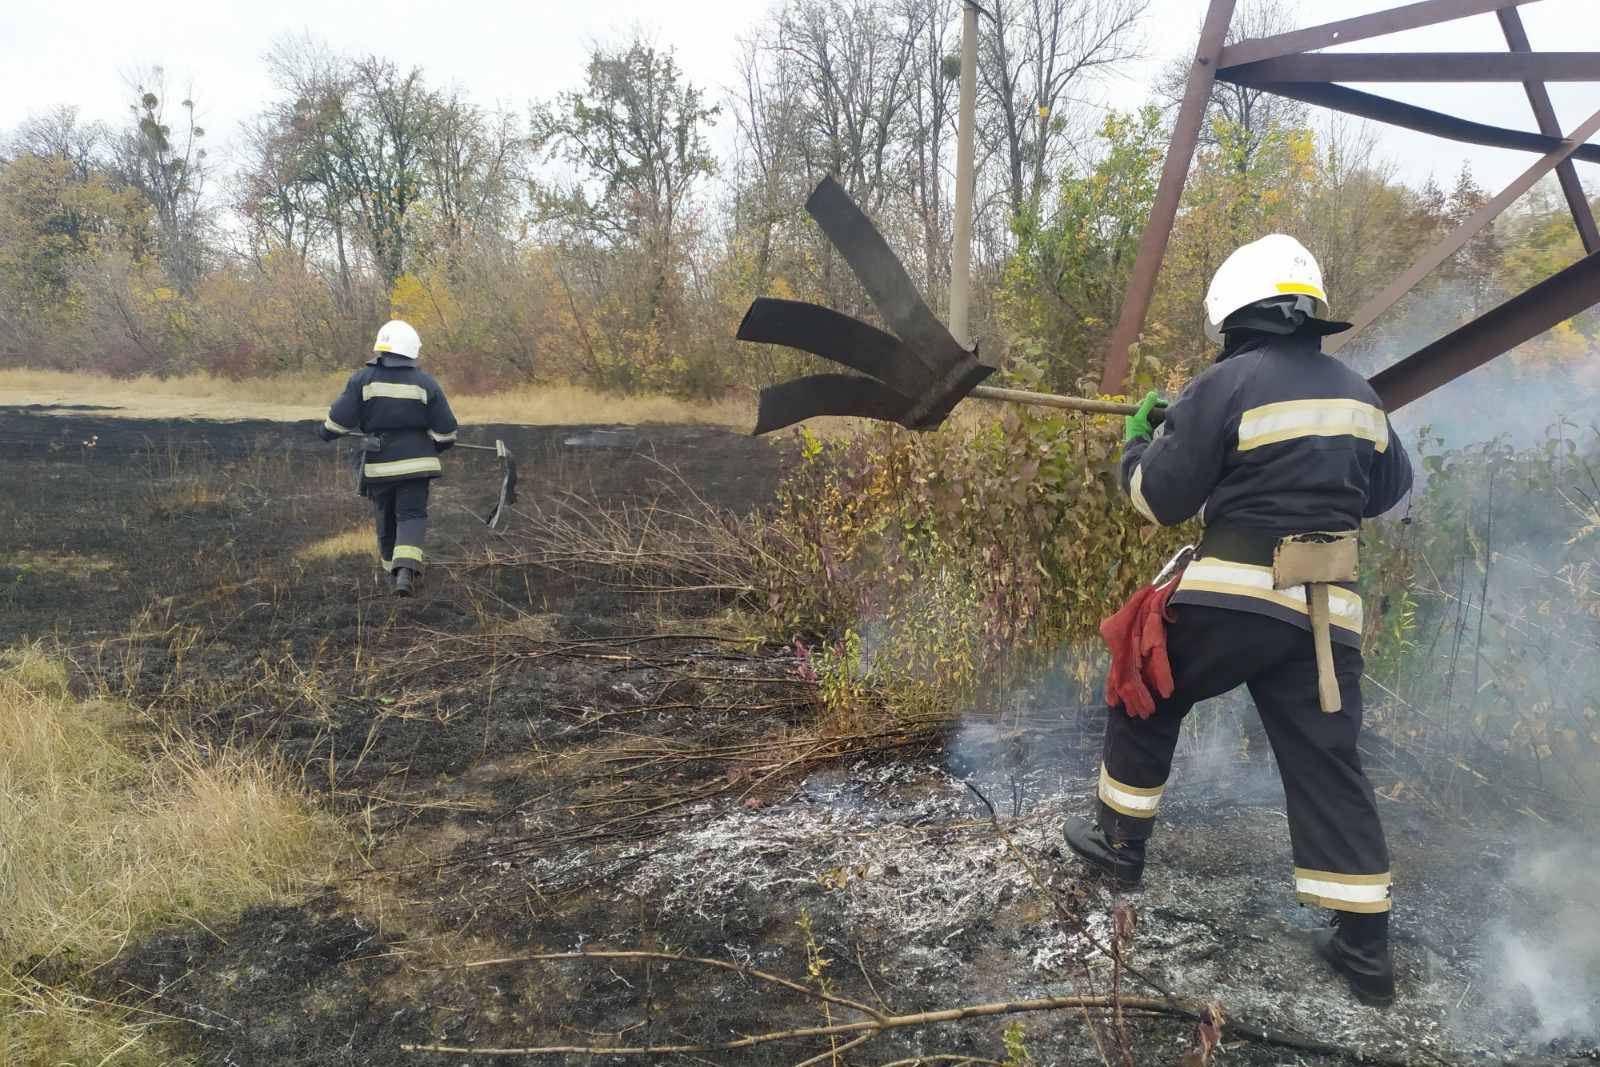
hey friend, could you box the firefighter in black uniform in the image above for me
[1063,235,1414,1006]
[319,319,458,597]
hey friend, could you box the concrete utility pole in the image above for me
[950,0,980,349]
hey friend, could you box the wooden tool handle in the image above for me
[969,385,1167,424]
[1308,584,1342,713]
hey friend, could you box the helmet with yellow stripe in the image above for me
[373,319,422,361]
[1203,234,1349,343]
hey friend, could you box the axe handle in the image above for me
[335,430,508,454]
[969,385,1167,424]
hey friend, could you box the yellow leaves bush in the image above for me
[766,409,1189,718]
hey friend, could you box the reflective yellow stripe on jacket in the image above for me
[1128,465,1159,524]
[362,382,429,403]
[1176,559,1363,633]
[363,456,442,478]
[1236,398,1388,453]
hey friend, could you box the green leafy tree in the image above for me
[998,107,1165,391]
[533,39,717,284]
[0,153,152,360]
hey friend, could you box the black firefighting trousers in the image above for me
[371,479,429,573]
[1096,604,1391,913]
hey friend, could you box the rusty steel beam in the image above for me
[1329,104,1600,354]
[1221,51,1600,84]
[1499,8,1600,253]
[1100,0,1237,394]
[1371,249,1600,412]
[1232,81,1600,164]
[1218,0,1541,68]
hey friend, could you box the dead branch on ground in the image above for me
[400,948,1421,1066]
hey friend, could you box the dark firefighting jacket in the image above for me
[319,355,458,489]
[1121,330,1412,647]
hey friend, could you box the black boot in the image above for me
[1314,910,1395,1007]
[1062,815,1145,887]
[392,567,416,598]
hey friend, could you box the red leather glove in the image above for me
[1100,579,1180,719]
[1136,579,1179,704]
[1102,584,1161,718]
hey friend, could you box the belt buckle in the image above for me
[1152,544,1195,588]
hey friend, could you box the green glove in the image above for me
[1124,390,1163,444]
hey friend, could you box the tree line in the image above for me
[1,0,1595,397]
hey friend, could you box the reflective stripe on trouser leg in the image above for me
[390,480,430,572]
[1246,638,1391,913]
[1294,868,1391,913]
[1098,706,1183,843]
[1097,673,1192,843]
[1098,765,1164,819]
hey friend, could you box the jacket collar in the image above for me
[365,353,418,368]
[1215,329,1321,364]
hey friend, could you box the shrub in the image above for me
[764,408,1191,717]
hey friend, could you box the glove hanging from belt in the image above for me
[1101,548,1192,719]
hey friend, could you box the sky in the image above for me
[2,0,1598,196]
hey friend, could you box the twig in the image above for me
[790,1031,876,1067]
[451,949,884,1021]
[401,993,1181,1057]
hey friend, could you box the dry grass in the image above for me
[0,645,340,1065]
[297,527,377,563]
[0,368,751,428]
[4,551,118,578]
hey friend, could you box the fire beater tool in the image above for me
[736,176,1166,434]
[738,172,1594,433]
[336,432,518,529]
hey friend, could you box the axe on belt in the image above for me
[336,432,519,529]
[736,176,1166,434]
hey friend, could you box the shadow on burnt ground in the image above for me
[3,408,1595,1067]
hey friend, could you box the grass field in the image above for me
[0,646,338,1065]
[0,368,752,427]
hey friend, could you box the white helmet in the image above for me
[1203,234,1334,342]
[373,319,422,361]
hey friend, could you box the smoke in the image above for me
[1475,838,1600,1044]
[1340,277,1600,453]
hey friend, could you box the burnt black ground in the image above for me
[3,406,1596,1067]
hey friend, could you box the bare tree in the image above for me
[977,0,1149,220]
[425,90,523,253]
[234,111,325,266]
[775,0,924,215]
[7,106,112,180]
[730,32,808,296]
[261,35,359,299]
[118,66,208,294]
[903,0,960,295]
[1156,0,1307,171]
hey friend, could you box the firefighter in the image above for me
[1062,234,1413,1007]
[319,319,458,597]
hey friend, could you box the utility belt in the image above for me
[1193,524,1360,713]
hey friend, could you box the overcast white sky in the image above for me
[2,0,1598,195]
